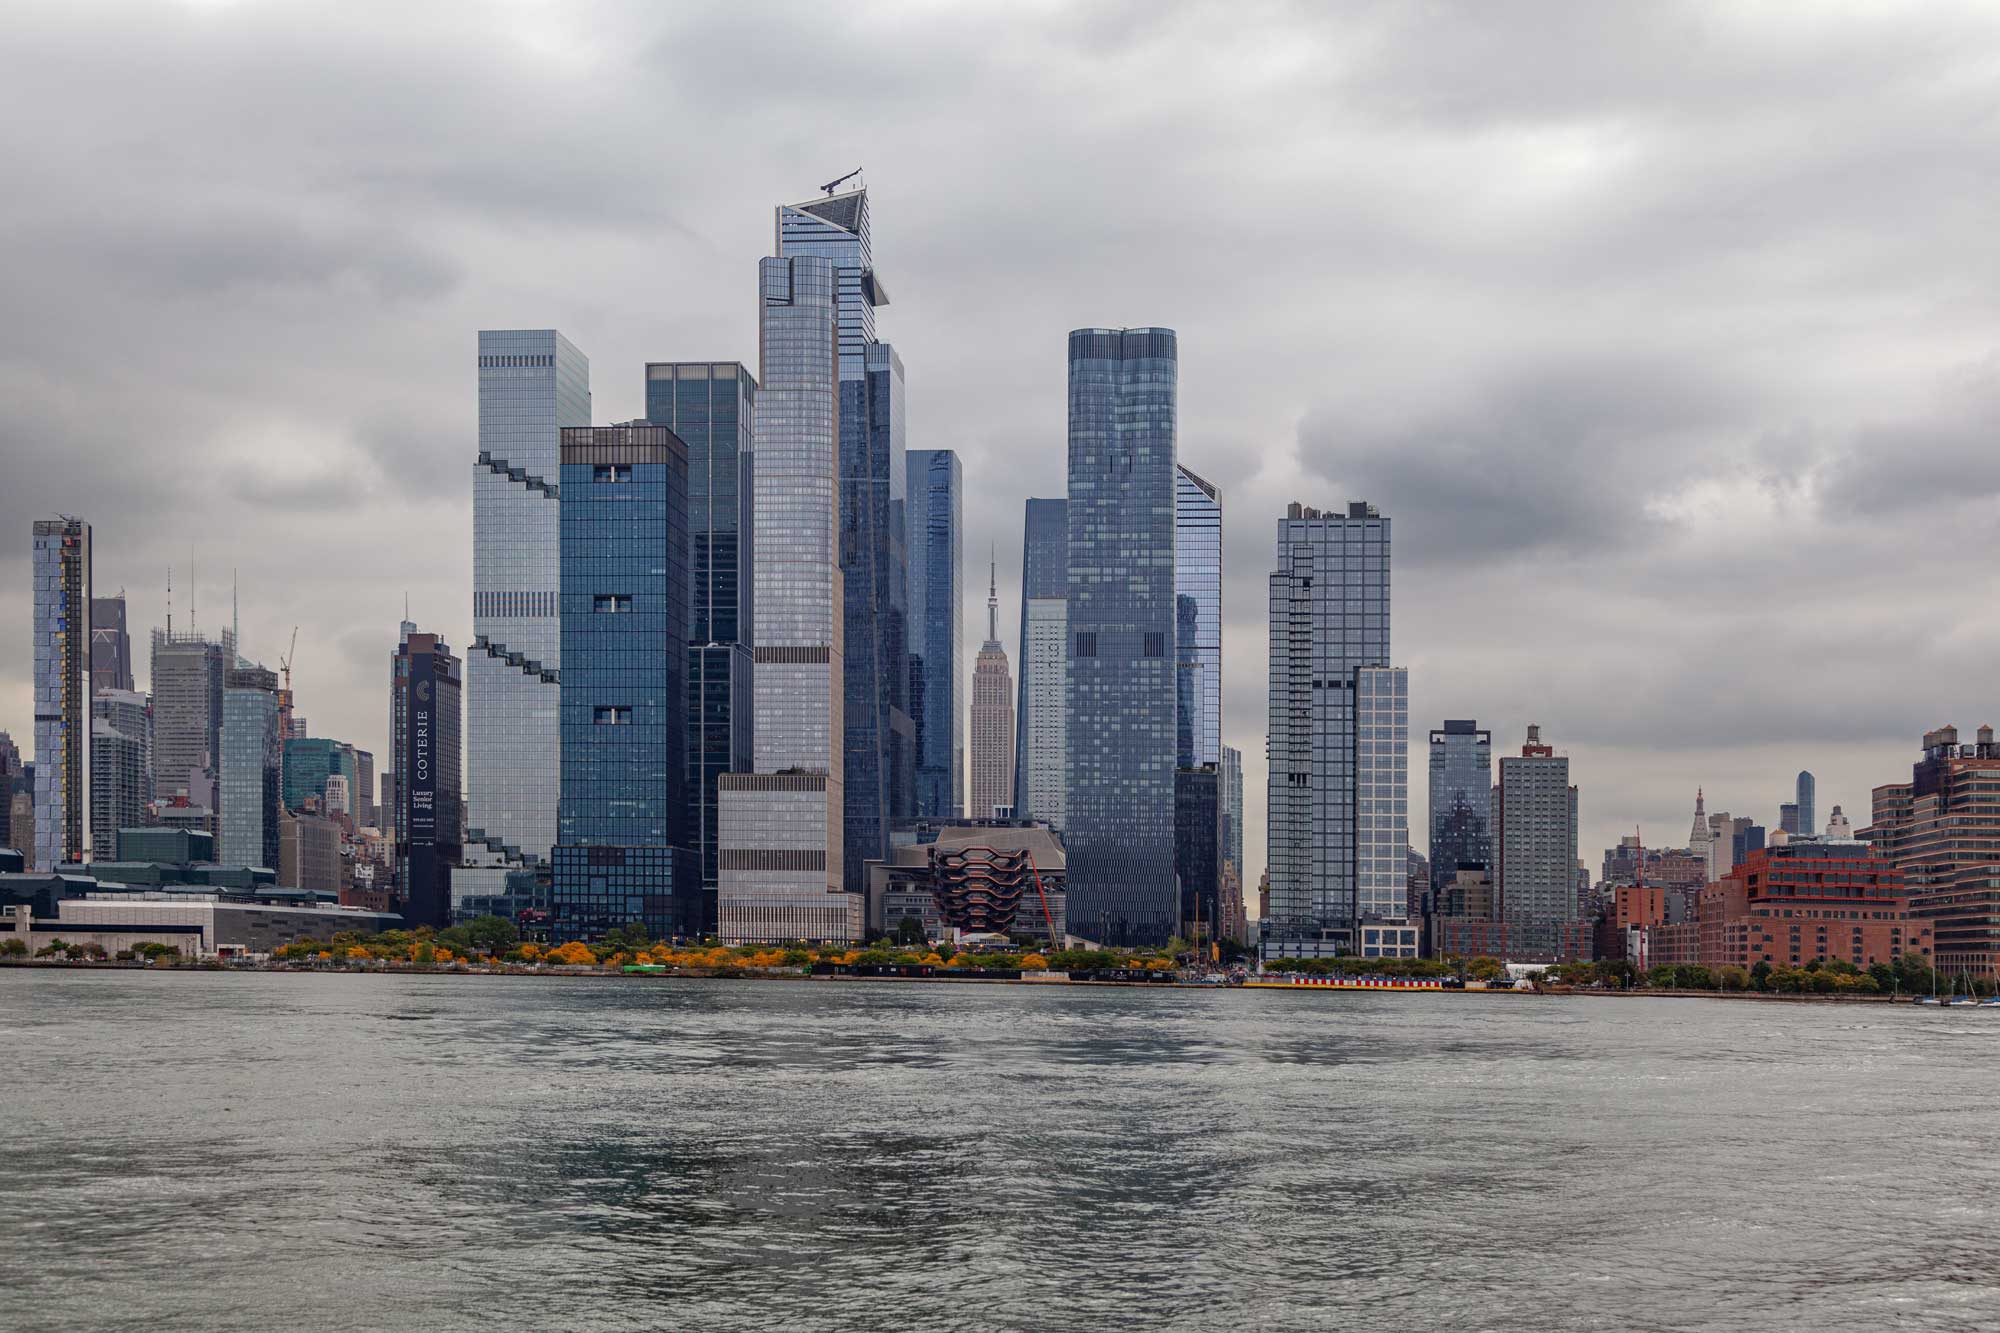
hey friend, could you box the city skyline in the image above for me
[6,3,2000,885]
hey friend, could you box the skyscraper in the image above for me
[392,618,463,929]
[970,558,1015,819]
[281,737,359,813]
[1220,744,1244,878]
[1065,327,1179,946]
[646,360,758,930]
[90,594,134,694]
[1428,720,1493,899]
[470,328,591,866]
[1174,465,1222,768]
[906,448,963,819]
[90,688,150,861]
[550,422,696,942]
[1014,497,1068,830]
[717,249,858,944]
[1175,764,1222,940]
[1796,770,1816,840]
[218,665,281,870]
[150,623,233,803]
[1266,501,1413,957]
[1496,725,1580,923]
[33,518,91,868]
[773,186,911,894]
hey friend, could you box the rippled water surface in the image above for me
[4,971,2000,1331]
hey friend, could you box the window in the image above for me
[1143,632,1166,658]
[594,706,633,726]
[593,594,634,614]
[594,464,633,483]
[1074,632,1097,658]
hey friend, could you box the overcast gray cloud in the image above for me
[4,0,1999,884]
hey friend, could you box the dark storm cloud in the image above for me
[1,0,1998,876]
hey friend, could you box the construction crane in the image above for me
[820,166,863,196]
[279,626,298,694]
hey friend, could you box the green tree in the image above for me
[1466,956,1504,982]
[1,938,27,958]
[435,925,474,955]
[1750,960,1773,992]
[1717,965,1749,992]
[1868,961,1895,993]
[894,915,925,946]
[465,915,519,955]
[1680,964,1715,990]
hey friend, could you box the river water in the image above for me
[3,971,1998,1331]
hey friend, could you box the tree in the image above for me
[1466,956,1504,982]
[1750,960,1773,992]
[894,915,925,946]
[1868,961,1895,993]
[1,938,27,958]
[1717,965,1749,992]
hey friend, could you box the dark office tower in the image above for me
[392,619,463,929]
[90,594,134,694]
[1014,498,1068,828]
[1174,466,1222,768]
[1266,502,1415,959]
[1778,802,1800,836]
[551,423,696,942]
[906,449,963,819]
[646,361,757,930]
[0,733,21,854]
[350,748,375,828]
[1064,327,1179,947]
[1175,764,1223,940]
[151,623,233,803]
[33,518,92,867]
[1428,720,1493,898]
[774,185,912,894]
[1796,771,1816,840]
[219,665,281,870]
[90,689,150,861]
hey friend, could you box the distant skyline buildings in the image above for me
[1796,770,1816,841]
[1014,497,1067,831]
[1174,465,1222,769]
[970,558,1014,819]
[89,594,133,695]
[1064,327,1180,947]
[469,328,591,867]
[1496,724,1579,923]
[33,518,92,868]
[89,687,149,862]
[907,448,963,820]
[218,663,281,871]
[1429,720,1492,899]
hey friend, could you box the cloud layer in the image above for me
[4,0,1998,884]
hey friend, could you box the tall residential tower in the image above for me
[33,518,91,868]
[1014,498,1068,829]
[907,449,963,819]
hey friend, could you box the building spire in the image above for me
[987,545,999,644]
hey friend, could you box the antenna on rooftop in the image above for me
[821,167,863,195]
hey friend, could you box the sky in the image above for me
[4,0,2000,889]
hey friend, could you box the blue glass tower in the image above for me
[646,361,757,933]
[1064,327,1179,946]
[1174,466,1222,769]
[907,449,963,818]
[775,187,912,893]
[551,423,697,942]
[1428,720,1492,898]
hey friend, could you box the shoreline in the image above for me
[0,959,1941,1003]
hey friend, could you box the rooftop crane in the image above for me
[820,167,863,195]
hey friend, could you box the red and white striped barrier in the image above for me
[1282,975,1445,989]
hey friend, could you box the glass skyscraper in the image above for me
[1065,327,1179,946]
[773,188,912,894]
[470,328,591,866]
[218,666,281,871]
[90,688,150,862]
[1796,770,1816,838]
[1014,498,1068,829]
[90,594,133,694]
[718,250,859,943]
[1174,465,1222,769]
[1266,501,1415,958]
[1428,719,1492,899]
[646,361,757,930]
[551,423,696,942]
[1221,743,1244,876]
[282,736,359,814]
[33,518,91,868]
[906,448,963,818]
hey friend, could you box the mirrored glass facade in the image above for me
[1428,719,1492,898]
[646,361,758,928]
[906,449,963,818]
[552,425,695,941]
[775,189,911,893]
[1065,327,1179,947]
[1174,466,1222,769]
[1015,498,1068,828]
[33,518,91,868]
[470,329,591,866]
[219,670,281,871]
